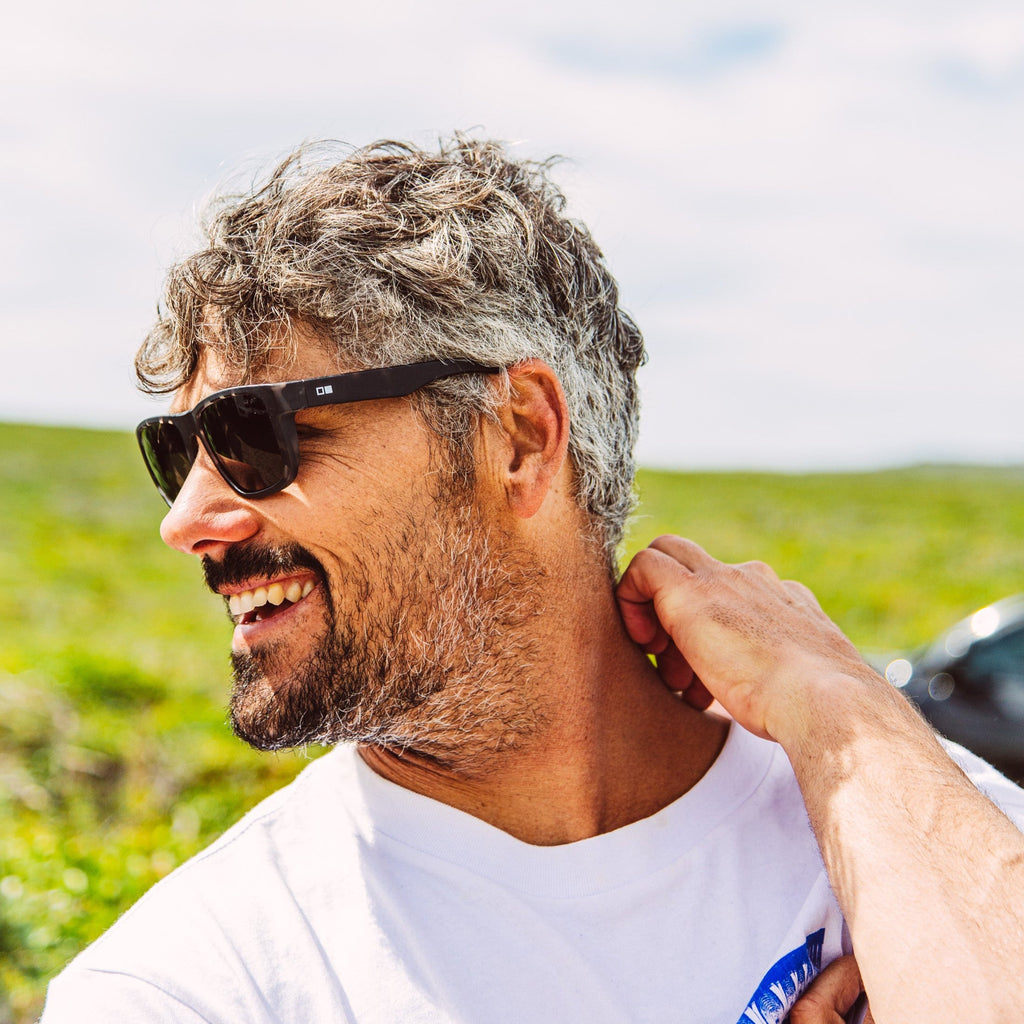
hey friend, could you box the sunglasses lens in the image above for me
[200,391,288,495]
[139,420,195,504]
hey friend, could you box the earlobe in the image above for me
[494,361,570,519]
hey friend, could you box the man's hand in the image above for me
[790,956,872,1024]
[615,535,878,746]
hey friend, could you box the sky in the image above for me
[1,0,1022,470]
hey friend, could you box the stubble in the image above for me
[210,497,549,770]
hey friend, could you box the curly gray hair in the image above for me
[137,136,645,568]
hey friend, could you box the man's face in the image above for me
[160,340,546,763]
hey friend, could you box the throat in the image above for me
[360,704,729,847]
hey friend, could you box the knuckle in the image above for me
[627,547,656,569]
[739,559,778,580]
[650,534,696,562]
[650,533,687,551]
[622,547,662,580]
[784,579,820,605]
[651,533,681,546]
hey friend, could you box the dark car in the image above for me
[883,595,1024,783]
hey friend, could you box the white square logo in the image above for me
[316,384,333,396]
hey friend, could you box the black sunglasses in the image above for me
[136,359,500,506]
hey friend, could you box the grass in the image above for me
[2,421,1022,1023]
[630,465,1024,652]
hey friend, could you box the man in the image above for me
[44,137,1024,1023]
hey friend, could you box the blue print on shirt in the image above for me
[737,928,825,1024]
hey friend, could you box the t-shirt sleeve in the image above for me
[42,967,212,1024]
[941,739,1024,829]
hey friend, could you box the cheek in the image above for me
[275,476,442,565]
[273,418,445,555]
[295,429,438,513]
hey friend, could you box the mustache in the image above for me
[202,543,328,595]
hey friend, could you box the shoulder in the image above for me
[694,723,828,872]
[43,746,362,1021]
[42,971,214,1023]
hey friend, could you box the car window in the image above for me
[955,626,1024,719]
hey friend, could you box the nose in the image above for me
[159,445,261,558]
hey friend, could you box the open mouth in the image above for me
[226,578,316,626]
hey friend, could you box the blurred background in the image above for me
[2,1,1023,1021]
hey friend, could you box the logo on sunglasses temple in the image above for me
[315,385,334,396]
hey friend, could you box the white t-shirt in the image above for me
[42,724,1024,1024]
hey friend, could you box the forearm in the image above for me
[783,669,1024,1023]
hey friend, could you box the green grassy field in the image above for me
[2,420,1023,1023]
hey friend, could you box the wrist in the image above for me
[766,660,905,764]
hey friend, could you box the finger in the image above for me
[653,640,696,693]
[615,547,699,652]
[680,675,714,711]
[615,593,670,653]
[788,955,864,1024]
[650,641,715,710]
[616,546,688,607]
[647,534,719,574]
[615,545,704,616]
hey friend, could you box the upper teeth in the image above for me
[228,579,314,617]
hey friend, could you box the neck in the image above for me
[358,554,729,846]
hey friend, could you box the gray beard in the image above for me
[228,502,548,770]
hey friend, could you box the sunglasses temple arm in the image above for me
[297,362,499,410]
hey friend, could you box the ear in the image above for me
[488,360,570,519]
